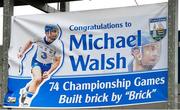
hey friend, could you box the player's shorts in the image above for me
[31,58,52,74]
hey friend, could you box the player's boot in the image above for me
[19,88,31,107]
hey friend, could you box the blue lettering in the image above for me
[69,55,90,71]
[70,34,87,51]
[94,38,103,49]
[104,33,114,49]
[116,53,126,69]
[137,30,141,46]
[106,57,115,70]
[127,30,141,47]
[127,35,136,47]
[116,36,125,48]
[70,53,126,71]
[89,34,93,50]
[69,25,74,31]
[89,59,99,70]
[69,30,142,51]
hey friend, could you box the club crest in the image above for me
[149,17,167,41]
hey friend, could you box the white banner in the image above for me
[4,3,168,108]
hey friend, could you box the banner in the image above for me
[4,3,168,108]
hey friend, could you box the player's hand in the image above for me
[43,71,50,79]
[17,53,23,59]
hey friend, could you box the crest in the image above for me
[149,17,167,41]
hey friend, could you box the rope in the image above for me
[134,0,139,6]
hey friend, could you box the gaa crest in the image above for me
[149,17,167,41]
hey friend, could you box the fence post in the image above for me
[168,0,178,109]
[1,0,14,108]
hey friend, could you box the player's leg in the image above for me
[28,66,43,93]
[20,66,42,106]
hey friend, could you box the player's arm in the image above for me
[17,40,33,59]
[43,56,61,79]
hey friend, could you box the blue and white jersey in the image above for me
[33,37,61,65]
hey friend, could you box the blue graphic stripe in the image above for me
[5,70,168,107]
[9,68,168,79]
[52,68,168,78]
[51,40,65,77]
[49,24,65,77]
[19,45,34,75]
[57,24,62,40]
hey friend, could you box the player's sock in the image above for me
[23,91,34,106]
[20,87,34,107]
